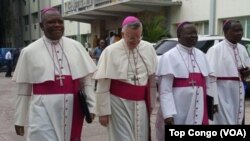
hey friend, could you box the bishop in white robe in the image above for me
[93,16,157,141]
[206,20,250,125]
[155,44,218,140]
[207,39,250,124]
[155,22,218,141]
[13,8,96,141]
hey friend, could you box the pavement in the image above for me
[0,72,249,141]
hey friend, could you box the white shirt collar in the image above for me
[224,38,237,49]
[43,35,62,45]
[177,43,194,54]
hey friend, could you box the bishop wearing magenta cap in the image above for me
[155,21,218,140]
[13,7,97,141]
[93,16,157,141]
[207,19,250,125]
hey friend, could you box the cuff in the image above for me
[96,92,111,116]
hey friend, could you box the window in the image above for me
[23,0,26,5]
[24,15,29,25]
[204,22,209,35]
[237,18,246,36]
[32,13,38,23]
[53,6,62,14]
[247,18,250,38]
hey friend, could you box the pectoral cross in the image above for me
[56,75,65,86]
[131,75,139,85]
[189,79,196,88]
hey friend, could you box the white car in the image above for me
[155,35,250,62]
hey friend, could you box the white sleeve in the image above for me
[206,75,218,105]
[80,73,96,114]
[14,83,32,126]
[159,75,177,119]
[95,79,111,116]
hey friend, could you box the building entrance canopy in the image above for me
[63,0,182,23]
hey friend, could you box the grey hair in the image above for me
[121,22,143,32]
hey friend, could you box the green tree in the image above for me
[142,15,170,43]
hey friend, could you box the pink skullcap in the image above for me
[176,21,191,31]
[41,7,59,15]
[176,21,192,37]
[223,19,235,27]
[223,19,232,26]
[122,16,140,27]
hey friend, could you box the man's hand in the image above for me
[15,125,24,136]
[99,115,109,127]
[240,67,250,78]
[164,117,174,125]
[90,113,95,121]
[213,105,219,114]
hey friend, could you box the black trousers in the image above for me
[5,60,12,77]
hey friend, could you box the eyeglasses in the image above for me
[126,22,141,29]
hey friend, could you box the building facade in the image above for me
[17,0,250,48]
[170,0,250,38]
[63,0,250,45]
[63,0,181,47]
[0,0,23,48]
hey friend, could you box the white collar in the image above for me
[224,39,237,49]
[43,35,62,45]
[177,43,194,54]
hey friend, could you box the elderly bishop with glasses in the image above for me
[93,16,157,141]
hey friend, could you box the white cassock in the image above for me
[206,39,250,124]
[13,36,96,141]
[155,44,218,141]
[93,39,157,141]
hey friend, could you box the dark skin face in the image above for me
[224,22,243,44]
[178,24,198,48]
[40,12,64,40]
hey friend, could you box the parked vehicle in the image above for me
[154,35,250,97]
[155,35,250,56]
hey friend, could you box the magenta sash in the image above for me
[173,73,209,125]
[110,79,150,113]
[33,75,83,141]
[110,79,151,141]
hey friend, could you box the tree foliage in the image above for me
[142,15,170,43]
